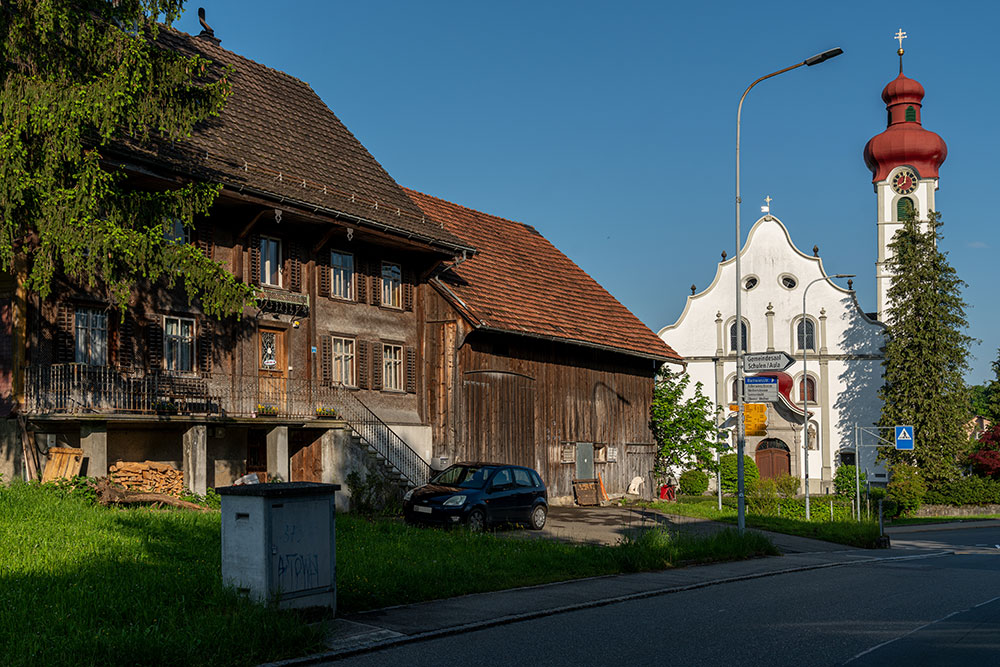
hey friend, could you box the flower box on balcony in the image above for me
[255,404,279,417]
[315,406,339,419]
[153,400,179,415]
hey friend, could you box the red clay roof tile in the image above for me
[405,190,682,362]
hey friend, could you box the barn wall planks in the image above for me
[422,287,662,501]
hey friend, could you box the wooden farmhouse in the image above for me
[407,191,682,501]
[0,25,680,504]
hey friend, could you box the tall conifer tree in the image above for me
[878,211,972,483]
[0,0,255,315]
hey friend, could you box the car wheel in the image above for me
[529,504,547,530]
[466,508,486,533]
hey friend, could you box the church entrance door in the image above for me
[755,438,791,479]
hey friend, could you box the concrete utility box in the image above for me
[217,482,340,610]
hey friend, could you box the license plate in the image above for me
[414,505,432,514]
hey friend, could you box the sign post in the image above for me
[744,351,795,372]
[744,376,778,403]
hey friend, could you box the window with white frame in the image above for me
[381,262,402,308]
[164,316,196,372]
[260,236,282,287]
[74,307,108,366]
[330,251,354,300]
[799,376,817,404]
[332,336,355,386]
[383,343,403,391]
[796,318,816,351]
[729,321,748,353]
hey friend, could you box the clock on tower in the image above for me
[863,33,947,322]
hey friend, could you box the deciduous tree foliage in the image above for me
[878,211,972,484]
[0,0,255,315]
[649,367,720,482]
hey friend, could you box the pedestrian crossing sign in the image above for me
[895,425,915,450]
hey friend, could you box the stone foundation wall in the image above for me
[916,503,1000,517]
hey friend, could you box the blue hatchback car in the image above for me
[402,462,548,532]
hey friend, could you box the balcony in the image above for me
[22,364,341,420]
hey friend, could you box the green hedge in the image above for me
[924,476,1000,506]
[720,454,758,494]
[679,469,709,496]
[776,498,854,521]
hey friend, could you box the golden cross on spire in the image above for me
[895,28,907,54]
[765,195,772,206]
[761,195,772,214]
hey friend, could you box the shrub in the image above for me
[777,497,854,521]
[834,465,866,498]
[774,474,800,498]
[923,476,1000,506]
[747,478,779,515]
[720,454,758,494]
[678,469,709,496]
[880,498,899,518]
[887,463,926,517]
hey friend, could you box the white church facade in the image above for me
[659,42,946,493]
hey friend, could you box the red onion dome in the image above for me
[863,72,947,183]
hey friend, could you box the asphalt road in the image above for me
[328,525,1000,667]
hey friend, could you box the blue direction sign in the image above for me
[895,425,915,450]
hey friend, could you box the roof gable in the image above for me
[124,29,470,252]
[406,189,682,362]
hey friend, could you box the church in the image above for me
[659,43,947,493]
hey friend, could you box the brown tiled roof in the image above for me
[405,190,682,362]
[118,29,471,253]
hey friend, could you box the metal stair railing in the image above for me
[327,383,431,488]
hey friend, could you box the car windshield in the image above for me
[430,465,497,489]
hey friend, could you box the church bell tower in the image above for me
[863,30,947,322]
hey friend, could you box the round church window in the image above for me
[744,277,758,290]
[780,274,797,289]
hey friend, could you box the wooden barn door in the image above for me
[462,370,535,466]
[755,438,791,479]
[290,429,324,482]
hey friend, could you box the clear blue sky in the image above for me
[176,1,998,384]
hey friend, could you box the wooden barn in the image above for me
[407,191,683,503]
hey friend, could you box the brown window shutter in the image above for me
[370,261,381,307]
[198,320,213,375]
[57,303,75,363]
[197,225,215,260]
[317,249,330,297]
[146,319,163,369]
[356,339,370,389]
[371,342,383,390]
[405,345,416,393]
[249,233,261,286]
[355,261,367,304]
[288,242,302,293]
[320,335,332,385]
[118,313,135,369]
[403,269,415,312]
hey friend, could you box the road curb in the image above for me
[261,550,952,666]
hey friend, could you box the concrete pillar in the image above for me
[765,303,775,352]
[183,425,208,496]
[80,423,108,477]
[714,311,724,356]
[0,418,23,482]
[266,426,289,483]
[320,429,337,485]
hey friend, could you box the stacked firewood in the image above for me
[109,461,184,496]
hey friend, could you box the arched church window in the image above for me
[897,197,915,221]
[905,105,916,122]
[799,376,816,404]
[729,321,748,353]
[732,378,739,402]
[797,319,815,351]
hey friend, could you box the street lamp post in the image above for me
[734,47,842,533]
[801,273,854,520]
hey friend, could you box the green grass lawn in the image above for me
[648,496,883,548]
[1,482,777,666]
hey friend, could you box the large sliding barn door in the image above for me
[462,370,535,466]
